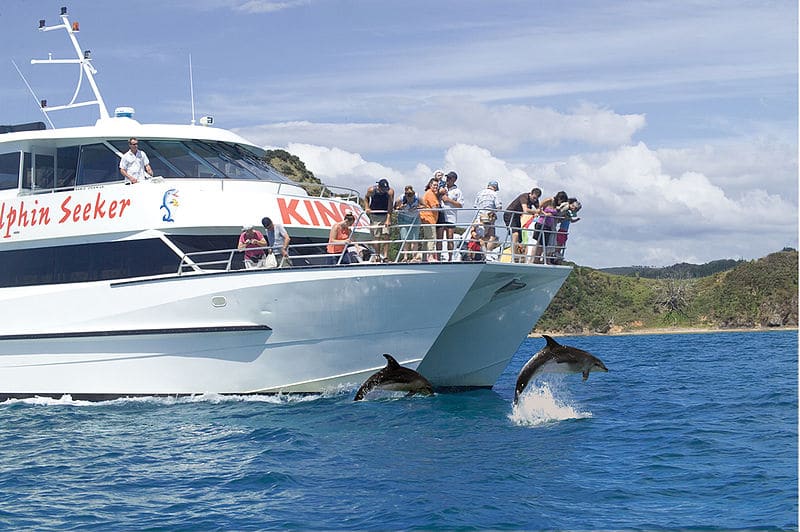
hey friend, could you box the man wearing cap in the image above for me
[237,224,268,269]
[474,180,503,239]
[440,171,463,261]
[262,216,291,268]
[364,178,395,261]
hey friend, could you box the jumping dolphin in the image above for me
[354,354,434,401]
[514,335,608,404]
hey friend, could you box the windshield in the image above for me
[108,139,295,184]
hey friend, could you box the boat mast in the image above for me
[30,6,110,120]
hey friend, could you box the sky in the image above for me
[1,0,797,268]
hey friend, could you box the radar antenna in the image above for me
[189,53,196,125]
[29,6,110,120]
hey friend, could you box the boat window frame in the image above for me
[75,142,125,186]
[187,140,258,180]
[0,151,21,191]
[33,150,56,191]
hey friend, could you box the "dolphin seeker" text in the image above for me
[0,193,132,238]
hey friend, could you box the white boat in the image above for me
[0,8,571,399]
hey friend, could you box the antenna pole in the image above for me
[189,54,196,125]
[31,9,110,120]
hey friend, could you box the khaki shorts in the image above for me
[370,217,391,239]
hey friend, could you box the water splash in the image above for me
[508,382,592,427]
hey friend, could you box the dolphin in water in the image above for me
[514,335,608,404]
[354,354,434,401]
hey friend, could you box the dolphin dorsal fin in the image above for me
[383,354,401,368]
[542,335,561,348]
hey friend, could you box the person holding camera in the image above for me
[238,224,269,269]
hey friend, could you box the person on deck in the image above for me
[238,224,268,269]
[119,137,153,184]
[327,210,357,264]
[262,216,291,268]
[504,188,541,262]
[440,171,463,261]
[364,179,394,262]
[419,178,442,262]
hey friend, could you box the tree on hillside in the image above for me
[654,275,692,324]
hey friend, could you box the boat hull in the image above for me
[0,262,570,397]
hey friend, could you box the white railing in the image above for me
[175,207,574,274]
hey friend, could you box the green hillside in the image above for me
[600,259,743,278]
[534,250,798,334]
[263,149,320,185]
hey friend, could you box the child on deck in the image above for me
[550,199,581,264]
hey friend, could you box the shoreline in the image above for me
[531,326,798,338]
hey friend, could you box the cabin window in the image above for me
[0,152,20,190]
[22,152,32,189]
[34,154,55,190]
[0,238,179,288]
[56,146,79,189]
[77,143,121,185]
[190,141,257,179]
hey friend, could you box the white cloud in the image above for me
[282,143,402,193]
[234,0,311,13]
[540,142,797,266]
[655,136,798,200]
[178,0,311,12]
[235,100,646,155]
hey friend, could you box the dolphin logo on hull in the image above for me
[514,335,608,404]
[354,354,434,401]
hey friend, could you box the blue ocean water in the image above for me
[0,331,796,530]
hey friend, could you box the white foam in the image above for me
[0,392,332,407]
[508,382,592,427]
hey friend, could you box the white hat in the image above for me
[242,224,254,230]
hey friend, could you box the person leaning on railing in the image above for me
[262,216,291,268]
[238,224,269,269]
[532,190,569,264]
[550,198,581,264]
[504,187,541,262]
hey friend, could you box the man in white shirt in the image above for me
[473,180,502,238]
[441,171,463,261]
[119,137,153,184]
